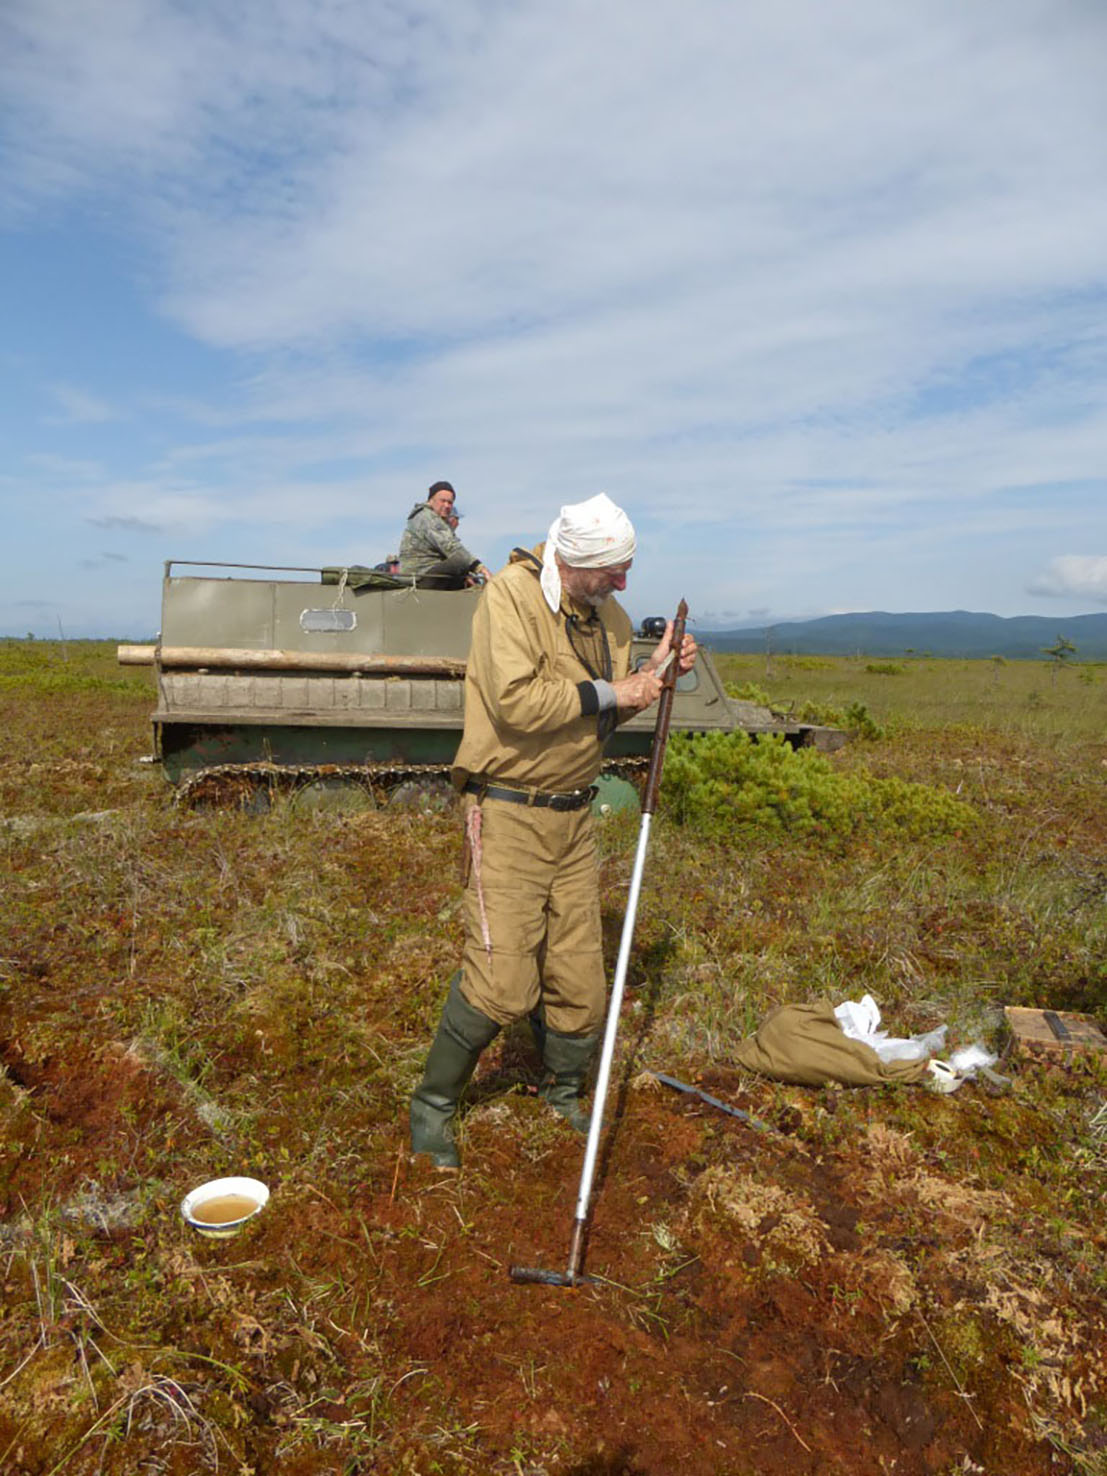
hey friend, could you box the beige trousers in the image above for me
[459,795,605,1035]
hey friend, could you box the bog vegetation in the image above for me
[665,729,977,841]
[1,638,1105,1476]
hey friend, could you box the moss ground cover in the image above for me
[0,642,1104,1474]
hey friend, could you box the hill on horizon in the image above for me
[702,609,1107,660]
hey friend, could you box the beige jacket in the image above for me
[452,545,633,793]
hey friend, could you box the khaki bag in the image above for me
[733,999,931,1087]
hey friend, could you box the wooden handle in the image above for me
[641,599,688,816]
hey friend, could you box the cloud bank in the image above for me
[1029,555,1107,604]
[1,0,1105,633]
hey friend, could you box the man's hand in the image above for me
[645,620,698,676]
[612,668,664,713]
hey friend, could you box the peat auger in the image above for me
[510,598,688,1289]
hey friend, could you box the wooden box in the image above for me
[1004,1006,1107,1058]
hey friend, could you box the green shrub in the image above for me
[778,655,834,671]
[865,661,905,676]
[0,640,150,697]
[0,641,55,674]
[0,672,150,697]
[725,680,772,706]
[794,699,839,726]
[843,701,886,740]
[663,731,975,843]
[793,699,885,741]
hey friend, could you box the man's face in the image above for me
[428,488,455,519]
[562,559,632,606]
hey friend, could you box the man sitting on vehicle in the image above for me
[398,481,491,588]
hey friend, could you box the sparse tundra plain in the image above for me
[1,639,1105,1475]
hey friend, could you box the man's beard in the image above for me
[562,569,614,606]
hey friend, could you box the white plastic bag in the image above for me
[949,1043,998,1075]
[833,993,948,1064]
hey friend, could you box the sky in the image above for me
[1,0,1106,638]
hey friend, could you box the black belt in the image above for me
[463,779,596,812]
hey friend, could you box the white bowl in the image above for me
[180,1176,270,1238]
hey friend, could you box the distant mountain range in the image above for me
[701,610,1107,660]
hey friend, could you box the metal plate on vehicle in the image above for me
[300,608,357,633]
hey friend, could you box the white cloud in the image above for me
[160,8,1107,361]
[7,1,1106,349]
[46,383,121,424]
[1027,556,1107,604]
[26,452,105,479]
[2,0,1106,630]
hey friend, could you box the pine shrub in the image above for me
[725,680,772,706]
[664,731,975,842]
[795,698,886,741]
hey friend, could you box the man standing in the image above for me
[410,492,696,1168]
[398,481,491,587]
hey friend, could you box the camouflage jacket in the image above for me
[397,503,479,576]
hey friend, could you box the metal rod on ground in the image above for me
[650,1073,777,1134]
[510,599,688,1288]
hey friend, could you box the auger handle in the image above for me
[641,599,688,816]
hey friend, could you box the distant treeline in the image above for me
[702,610,1107,660]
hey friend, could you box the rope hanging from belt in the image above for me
[465,802,494,961]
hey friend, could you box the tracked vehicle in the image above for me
[119,561,843,808]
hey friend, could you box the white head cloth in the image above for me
[540,493,636,613]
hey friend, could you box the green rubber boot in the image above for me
[410,974,501,1169]
[528,1007,547,1060]
[539,1028,601,1133]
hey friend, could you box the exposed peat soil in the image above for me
[2,976,1104,1475]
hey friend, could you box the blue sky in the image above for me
[2,0,1106,637]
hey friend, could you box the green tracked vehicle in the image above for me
[118,560,843,808]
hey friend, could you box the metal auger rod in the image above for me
[562,807,653,1281]
[509,790,654,1287]
[510,599,687,1289]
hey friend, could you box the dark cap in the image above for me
[428,480,455,496]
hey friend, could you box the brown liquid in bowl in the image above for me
[192,1193,258,1225]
